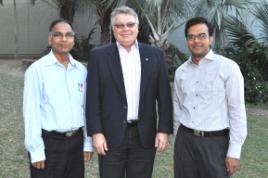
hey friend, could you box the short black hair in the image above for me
[184,17,214,37]
[49,19,73,32]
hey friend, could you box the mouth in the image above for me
[192,46,203,50]
[59,44,71,48]
[121,33,131,37]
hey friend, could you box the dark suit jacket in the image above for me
[86,42,173,148]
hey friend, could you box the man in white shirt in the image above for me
[23,19,93,178]
[86,6,173,178]
[173,16,247,178]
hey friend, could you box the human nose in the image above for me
[192,36,201,42]
[120,25,130,30]
[61,35,67,41]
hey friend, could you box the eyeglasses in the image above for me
[50,32,75,40]
[113,22,137,29]
[186,33,208,41]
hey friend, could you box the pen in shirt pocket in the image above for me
[78,83,83,92]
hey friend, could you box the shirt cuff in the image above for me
[29,149,46,163]
[83,136,94,152]
[227,142,242,159]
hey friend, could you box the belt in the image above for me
[42,127,82,138]
[181,125,229,137]
[127,120,138,127]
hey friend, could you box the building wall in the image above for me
[0,0,100,58]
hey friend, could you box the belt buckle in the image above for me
[193,130,205,136]
[65,131,76,137]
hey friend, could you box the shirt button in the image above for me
[123,120,127,124]
[193,106,196,110]
[196,93,198,96]
[123,105,127,109]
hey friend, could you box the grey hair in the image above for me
[110,6,139,26]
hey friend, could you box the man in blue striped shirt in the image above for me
[23,19,93,178]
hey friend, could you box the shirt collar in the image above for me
[45,50,77,68]
[188,50,216,65]
[116,40,139,52]
[68,54,77,67]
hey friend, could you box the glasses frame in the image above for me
[186,33,208,41]
[49,31,75,40]
[113,22,137,29]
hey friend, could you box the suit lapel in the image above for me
[139,43,151,102]
[107,43,127,101]
[106,43,152,104]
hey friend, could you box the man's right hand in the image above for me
[32,160,45,169]
[225,157,240,176]
[92,133,108,155]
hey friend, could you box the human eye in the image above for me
[114,24,124,29]
[51,32,62,38]
[186,35,195,41]
[126,23,136,28]
[66,32,75,38]
[198,33,207,40]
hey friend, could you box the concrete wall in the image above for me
[0,0,100,58]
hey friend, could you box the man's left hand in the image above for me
[84,151,93,162]
[155,133,169,152]
[225,157,240,176]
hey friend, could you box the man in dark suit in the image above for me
[85,5,173,178]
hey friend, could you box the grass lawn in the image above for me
[0,72,267,178]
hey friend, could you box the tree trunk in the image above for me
[13,0,19,58]
[59,0,76,23]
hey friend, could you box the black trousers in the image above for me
[174,125,230,178]
[29,128,84,178]
[98,125,156,178]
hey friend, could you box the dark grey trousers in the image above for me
[29,129,84,178]
[98,125,156,178]
[174,125,230,178]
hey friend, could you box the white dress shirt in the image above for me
[117,41,141,121]
[173,50,247,159]
[23,50,93,163]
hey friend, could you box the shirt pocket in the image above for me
[202,73,225,92]
[75,81,85,106]
[180,75,195,94]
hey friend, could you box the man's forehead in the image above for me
[115,14,135,21]
[188,24,209,34]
